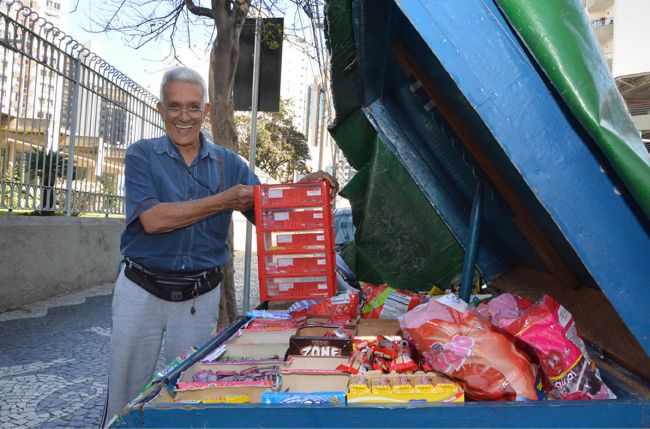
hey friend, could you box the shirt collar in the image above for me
[198,132,218,161]
[153,132,217,162]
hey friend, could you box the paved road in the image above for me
[0,252,258,429]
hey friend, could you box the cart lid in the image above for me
[326,0,650,373]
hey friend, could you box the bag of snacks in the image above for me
[400,295,542,401]
[361,283,423,319]
[481,293,616,400]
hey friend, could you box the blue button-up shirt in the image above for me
[120,133,260,272]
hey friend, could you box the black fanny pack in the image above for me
[123,259,222,302]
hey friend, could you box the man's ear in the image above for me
[203,102,212,119]
[157,102,165,117]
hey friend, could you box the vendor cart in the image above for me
[109,0,650,426]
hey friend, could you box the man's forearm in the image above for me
[139,194,229,234]
[138,184,255,234]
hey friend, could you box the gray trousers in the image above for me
[104,267,221,422]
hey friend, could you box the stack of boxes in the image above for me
[254,181,337,301]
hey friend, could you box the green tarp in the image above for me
[495,0,650,219]
[327,0,464,291]
[335,123,465,290]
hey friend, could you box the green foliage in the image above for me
[19,148,76,215]
[100,173,120,213]
[235,100,310,181]
[261,20,283,50]
[21,148,76,187]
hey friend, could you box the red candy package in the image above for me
[361,283,422,319]
[337,353,370,374]
[484,294,616,400]
[400,295,543,401]
[390,353,418,373]
[289,292,359,321]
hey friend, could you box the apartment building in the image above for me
[584,0,650,147]
[0,0,69,123]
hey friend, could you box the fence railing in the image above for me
[0,1,164,215]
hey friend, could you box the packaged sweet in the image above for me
[480,293,616,400]
[390,353,418,374]
[289,292,359,321]
[323,328,352,339]
[361,283,423,319]
[243,318,299,331]
[399,294,543,401]
[337,353,371,374]
[261,391,346,405]
[346,370,464,403]
[348,374,371,394]
[247,310,293,320]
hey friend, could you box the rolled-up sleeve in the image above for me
[234,155,261,224]
[124,143,160,227]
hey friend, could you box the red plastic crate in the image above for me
[258,182,325,207]
[262,276,332,300]
[263,253,329,275]
[260,208,326,230]
[254,181,336,301]
[262,231,327,253]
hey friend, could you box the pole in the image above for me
[242,17,262,314]
[64,58,81,216]
[459,181,482,303]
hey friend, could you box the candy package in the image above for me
[479,293,616,400]
[361,283,423,319]
[399,295,543,401]
[289,292,359,321]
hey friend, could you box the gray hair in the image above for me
[159,66,208,105]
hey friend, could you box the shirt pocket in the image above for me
[193,165,221,198]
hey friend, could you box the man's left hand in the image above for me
[299,171,339,199]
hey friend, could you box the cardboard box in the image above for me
[295,324,355,337]
[280,372,350,393]
[285,356,349,371]
[168,359,284,404]
[172,384,272,404]
[225,328,297,345]
[149,381,271,404]
[219,343,288,361]
[356,318,403,336]
[178,361,285,380]
[346,371,464,403]
[287,336,352,357]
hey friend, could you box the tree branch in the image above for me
[184,0,213,19]
[229,0,249,25]
[213,0,227,26]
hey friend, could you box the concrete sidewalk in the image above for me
[0,252,258,429]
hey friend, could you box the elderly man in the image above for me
[104,66,337,422]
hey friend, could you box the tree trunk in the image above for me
[209,15,247,327]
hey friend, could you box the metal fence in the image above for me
[0,1,164,215]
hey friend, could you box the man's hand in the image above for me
[222,184,255,212]
[299,171,339,199]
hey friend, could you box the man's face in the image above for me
[157,81,210,149]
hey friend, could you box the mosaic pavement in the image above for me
[0,252,258,428]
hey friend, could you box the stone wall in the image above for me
[0,216,123,311]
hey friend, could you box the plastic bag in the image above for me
[481,294,616,400]
[400,295,542,401]
[361,283,423,319]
